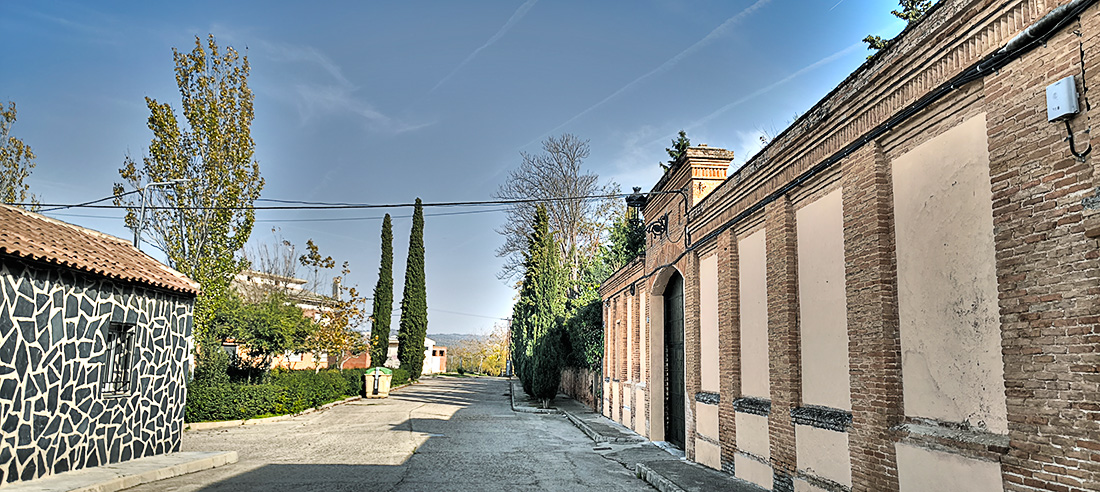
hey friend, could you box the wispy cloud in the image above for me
[524,0,773,147]
[428,0,538,95]
[249,37,435,134]
[732,129,769,164]
[672,41,863,141]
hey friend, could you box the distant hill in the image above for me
[427,333,486,348]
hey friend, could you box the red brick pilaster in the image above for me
[683,254,701,459]
[766,195,801,486]
[718,229,740,475]
[842,142,902,492]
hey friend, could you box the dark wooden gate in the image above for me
[664,272,685,449]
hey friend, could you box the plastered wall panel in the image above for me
[795,189,851,411]
[635,389,646,434]
[696,402,719,440]
[794,480,829,492]
[735,412,770,459]
[695,439,722,470]
[795,425,852,487]
[699,254,719,393]
[738,230,769,398]
[896,443,1004,492]
[892,113,1007,433]
[735,455,774,490]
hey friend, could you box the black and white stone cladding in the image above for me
[0,258,194,486]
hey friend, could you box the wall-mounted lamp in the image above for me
[625,186,670,238]
[628,283,636,296]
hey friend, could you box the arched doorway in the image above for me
[664,271,685,449]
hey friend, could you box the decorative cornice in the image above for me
[694,392,720,405]
[732,397,770,416]
[791,405,852,432]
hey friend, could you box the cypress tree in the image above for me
[513,206,565,404]
[397,198,428,379]
[369,214,394,367]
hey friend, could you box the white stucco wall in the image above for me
[896,443,1004,492]
[699,254,720,393]
[735,454,773,490]
[697,402,719,440]
[795,425,851,487]
[695,438,722,470]
[794,480,829,492]
[892,113,1007,433]
[738,229,769,398]
[795,189,851,411]
[735,412,770,459]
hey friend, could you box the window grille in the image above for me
[102,322,135,396]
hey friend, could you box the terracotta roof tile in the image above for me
[0,204,200,296]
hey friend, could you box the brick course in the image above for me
[591,1,1100,490]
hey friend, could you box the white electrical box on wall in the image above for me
[1046,75,1080,122]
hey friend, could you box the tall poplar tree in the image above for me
[1,101,40,210]
[114,34,263,342]
[369,214,394,367]
[397,199,428,379]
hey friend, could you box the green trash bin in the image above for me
[364,367,393,398]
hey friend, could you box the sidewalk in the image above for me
[509,379,765,492]
[1,451,237,492]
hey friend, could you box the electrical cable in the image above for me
[1064,119,1092,160]
[7,192,639,211]
[37,189,141,212]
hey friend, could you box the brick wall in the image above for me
[598,1,1100,490]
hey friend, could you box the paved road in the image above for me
[127,377,655,492]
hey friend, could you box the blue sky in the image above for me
[0,0,905,336]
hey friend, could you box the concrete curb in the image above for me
[186,396,362,431]
[508,379,561,414]
[563,411,607,442]
[2,451,238,492]
[636,463,687,492]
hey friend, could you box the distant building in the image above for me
[0,204,199,485]
[229,270,332,370]
[373,335,446,374]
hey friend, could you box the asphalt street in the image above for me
[124,377,655,492]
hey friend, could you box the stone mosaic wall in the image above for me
[0,259,193,486]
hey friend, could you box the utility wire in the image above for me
[7,191,662,211]
[38,189,141,212]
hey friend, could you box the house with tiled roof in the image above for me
[0,203,199,486]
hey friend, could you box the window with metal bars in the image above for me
[101,322,135,396]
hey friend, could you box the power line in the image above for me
[44,208,507,223]
[254,208,503,223]
[8,193,632,211]
[38,189,141,212]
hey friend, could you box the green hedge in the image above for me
[186,368,414,422]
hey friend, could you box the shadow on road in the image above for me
[193,464,407,491]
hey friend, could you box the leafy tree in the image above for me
[369,214,395,367]
[114,34,263,345]
[397,199,428,379]
[207,293,315,374]
[512,206,566,406]
[0,101,40,210]
[450,323,510,375]
[660,130,690,174]
[299,241,369,371]
[494,134,620,284]
[863,0,934,53]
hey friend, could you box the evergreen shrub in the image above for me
[186,368,371,422]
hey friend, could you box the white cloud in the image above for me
[248,37,434,134]
[525,0,773,147]
[428,0,539,94]
[733,129,769,166]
